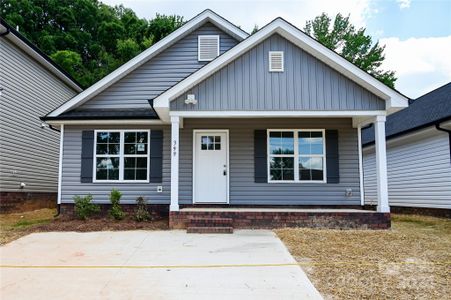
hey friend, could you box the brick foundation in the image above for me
[59,203,169,219]
[364,205,450,218]
[170,210,391,230]
[0,192,57,213]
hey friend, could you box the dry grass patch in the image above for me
[276,214,451,300]
[1,209,168,245]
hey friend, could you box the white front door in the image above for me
[193,130,228,203]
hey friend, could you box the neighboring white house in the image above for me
[0,18,83,212]
[362,83,451,215]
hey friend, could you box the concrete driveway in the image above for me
[0,230,322,299]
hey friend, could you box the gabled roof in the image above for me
[0,18,83,92]
[153,17,409,122]
[46,9,248,118]
[362,82,451,146]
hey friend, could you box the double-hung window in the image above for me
[268,129,326,183]
[94,130,150,182]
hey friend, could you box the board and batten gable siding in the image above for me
[171,34,385,111]
[60,125,171,203]
[0,37,77,192]
[179,118,361,205]
[79,22,239,110]
[363,127,451,209]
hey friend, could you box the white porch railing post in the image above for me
[170,116,180,211]
[374,115,390,213]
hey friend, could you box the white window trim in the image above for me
[93,129,151,183]
[267,129,327,183]
[198,35,220,61]
[268,51,284,72]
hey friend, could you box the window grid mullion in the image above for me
[295,131,300,181]
[119,131,124,181]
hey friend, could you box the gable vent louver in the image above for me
[269,51,284,72]
[198,35,220,61]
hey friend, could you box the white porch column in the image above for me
[374,116,390,213]
[170,116,180,211]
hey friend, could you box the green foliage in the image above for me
[73,194,100,220]
[0,0,184,87]
[108,188,125,220]
[134,196,150,222]
[304,13,396,88]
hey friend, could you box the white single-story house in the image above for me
[42,10,409,230]
[0,18,83,212]
[363,83,451,217]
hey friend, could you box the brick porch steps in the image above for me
[187,226,234,234]
[187,217,234,233]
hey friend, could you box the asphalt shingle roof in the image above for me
[42,108,158,120]
[362,82,451,145]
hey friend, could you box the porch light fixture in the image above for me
[184,94,197,105]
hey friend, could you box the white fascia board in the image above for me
[4,33,83,92]
[170,110,386,118]
[45,119,166,126]
[48,10,248,118]
[154,18,408,120]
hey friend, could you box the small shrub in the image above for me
[108,188,125,220]
[134,196,150,222]
[73,194,100,220]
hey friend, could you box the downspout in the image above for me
[54,124,65,217]
[435,123,451,162]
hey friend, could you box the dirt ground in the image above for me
[0,209,168,245]
[276,214,451,300]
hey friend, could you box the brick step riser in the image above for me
[188,218,233,228]
[187,227,234,234]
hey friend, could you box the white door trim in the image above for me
[192,129,229,204]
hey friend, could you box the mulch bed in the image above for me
[35,216,169,232]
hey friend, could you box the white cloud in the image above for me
[380,36,451,97]
[396,0,411,9]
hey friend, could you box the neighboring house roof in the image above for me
[45,9,249,118]
[0,18,83,92]
[362,82,451,146]
[153,17,409,122]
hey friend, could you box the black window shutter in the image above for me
[80,131,94,183]
[149,130,163,183]
[254,130,267,183]
[325,130,339,184]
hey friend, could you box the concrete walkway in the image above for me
[0,230,322,300]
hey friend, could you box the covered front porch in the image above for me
[170,112,389,216]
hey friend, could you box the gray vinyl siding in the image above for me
[0,37,77,193]
[363,127,451,209]
[80,22,238,110]
[60,125,171,203]
[171,34,385,111]
[179,118,361,205]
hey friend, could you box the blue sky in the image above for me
[102,0,451,98]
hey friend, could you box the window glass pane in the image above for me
[109,132,120,143]
[270,157,294,181]
[108,144,120,155]
[136,169,147,180]
[97,132,109,143]
[269,131,294,155]
[96,144,108,155]
[299,157,323,181]
[124,132,148,155]
[124,132,136,143]
[124,169,135,180]
[96,157,119,180]
[299,131,323,155]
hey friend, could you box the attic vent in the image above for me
[269,51,284,72]
[198,35,220,61]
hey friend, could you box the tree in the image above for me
[0,0,184,87]
[304,13,396,88]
